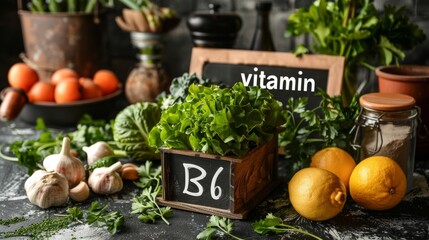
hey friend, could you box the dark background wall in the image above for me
[1,0,428,93]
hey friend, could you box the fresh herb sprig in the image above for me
[84,201,125,234]
[134,160,162,189]
[252,213,322,240]
[57,201,125,234]
[0,216,26,226]
[197,215,243,240]
[131,160,172,225]
[131,185,173,225]
[279,90,359,171]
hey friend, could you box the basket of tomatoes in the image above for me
[0,63,123,126]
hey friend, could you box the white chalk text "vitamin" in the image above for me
[241,67,316,92]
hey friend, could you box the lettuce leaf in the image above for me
[113,102,161,161]
[149,82,284,157]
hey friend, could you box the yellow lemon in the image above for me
[288,167,347,221]
[349,156,407,210]
[310,147,356,190]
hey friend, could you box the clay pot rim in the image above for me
[375,65,429,82]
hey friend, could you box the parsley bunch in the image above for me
[279,90,359,171]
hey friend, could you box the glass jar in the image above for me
[125,32,170,103]
[351,93,419,191]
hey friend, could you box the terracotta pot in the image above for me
[376,65,429,155]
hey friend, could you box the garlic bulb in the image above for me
[69,181,90,202]
[82,141,115,165]
[43,137,86,188]
[88,161,123,195]
[24,170,69,209]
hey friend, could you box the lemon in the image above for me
[310,147,356,190]
[349,156,407,210]
[288,167,347,221]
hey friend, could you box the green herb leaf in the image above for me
[279,89,359,171]
[197,215,243,240]
[252,213,322,240]
[87,156,118,172]
[131,184,172,225]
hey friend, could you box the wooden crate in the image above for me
[158,136,279,219]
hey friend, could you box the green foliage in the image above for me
[131,160,171,225]
[157,73,212,110]
[113,102,161,161]
[134,160,162,189]
[286,0,426,102]
[252,213,322,239]
[9,115,114,175]
[279,90,360,171]
[149,82,284,157]
[131,185,173,225]
[87,156,118,172]
[0,201,124,238]
[85,201,125,234]
[27,0,113,13]
[196,215,243,240]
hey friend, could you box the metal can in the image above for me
[351,92,419,191]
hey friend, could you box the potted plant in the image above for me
[18,0,114,80]
[286,0,426,104]
[148,82,285,218]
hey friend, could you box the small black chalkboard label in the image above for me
[169,153,231,210]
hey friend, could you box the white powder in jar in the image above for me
[360,123,412,187]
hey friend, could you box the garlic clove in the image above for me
[43,137,86,188]
[82,141,115,165]
[69,181,90,202]
[88,162,123,195]
[25,170,69,209]
[119,163,139,181]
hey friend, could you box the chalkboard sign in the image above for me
[158,136,279,219]
[189,48,344,108]
[169,153,231,210]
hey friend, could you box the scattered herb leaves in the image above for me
[85,201,125,234]
[196,215,243,240]
[131,185,173,225]
[0,216,26,226]
[252,213,322,240]
[134,160,162,189]
[0,201,124,239]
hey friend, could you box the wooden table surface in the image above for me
[1,120,428,240]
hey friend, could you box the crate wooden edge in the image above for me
[157,178,281,219]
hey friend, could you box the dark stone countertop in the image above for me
[0,120,428,240]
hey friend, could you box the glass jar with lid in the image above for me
[350,92,419,191]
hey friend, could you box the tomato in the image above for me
[28,81,55,103]
[79,78,103,100]
[51,68,79,86]
[54,78,81,103]
[93,69,120,96]
[8,63,39,92]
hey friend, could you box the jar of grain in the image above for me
[350,92,419,192]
